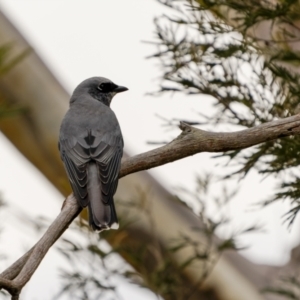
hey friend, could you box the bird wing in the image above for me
[59,130,123,208]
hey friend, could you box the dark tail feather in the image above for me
[87,162,119,232]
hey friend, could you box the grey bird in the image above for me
[59,77,128,231]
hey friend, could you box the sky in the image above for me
[0,0,300,299]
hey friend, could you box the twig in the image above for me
[1,114,300,298]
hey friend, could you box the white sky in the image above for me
[0,0,300,299]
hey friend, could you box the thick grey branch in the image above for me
[1,114,300,298]
[119,114,300,177]
[0,195,81,298]
[13,194,81,286]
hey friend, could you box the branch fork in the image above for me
[2,114,300,298]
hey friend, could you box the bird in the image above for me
[59,77,128,231]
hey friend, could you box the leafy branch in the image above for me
[150,0,300,225]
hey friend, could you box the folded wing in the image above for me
[59,130,123,209]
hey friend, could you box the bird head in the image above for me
[72,77,128,106]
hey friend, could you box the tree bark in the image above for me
[120,116,300,177]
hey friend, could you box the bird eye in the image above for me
[97,83,105,91]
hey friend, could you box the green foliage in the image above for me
[262,275,300,299]
[0,44,30,75]
[57,174,259,300]
[150,0,300,226]
[56,227,142,300]
[56,236,119,300]
[0,43,29,119]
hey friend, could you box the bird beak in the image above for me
[114,85,128,93]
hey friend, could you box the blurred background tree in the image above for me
[2,0,300,299]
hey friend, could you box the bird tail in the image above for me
[87,162,119,232]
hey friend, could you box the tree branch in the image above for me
[120,114,300,177]
[2,113,300,298]
[0,195,81,298]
